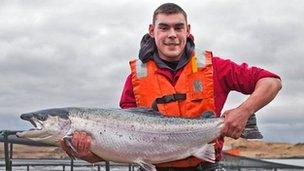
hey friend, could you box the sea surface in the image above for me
[1,158,304,171]
[263,158,304,167]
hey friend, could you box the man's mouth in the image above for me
[164,41,180,46]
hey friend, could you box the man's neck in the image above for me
[160,58,179,70]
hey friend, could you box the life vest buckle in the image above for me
[151,93,186,111]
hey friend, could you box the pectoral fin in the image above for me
[192,143,215,163]
[135,160,156,171]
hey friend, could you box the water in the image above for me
[263,159,304,167]
[1,158,304,171]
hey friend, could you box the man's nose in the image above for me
[168,28,177,38]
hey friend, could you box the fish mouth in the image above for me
[28,119,43,131]
[29,119,37,129]
[16,115,45,138]
[20,113,44,130]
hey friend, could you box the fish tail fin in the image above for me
[241,113,263,139]
[193,143,215,163]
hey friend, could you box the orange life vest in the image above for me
[129,51,216,167]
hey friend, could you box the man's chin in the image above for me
[158,49,183,61]
[166,50,183,57]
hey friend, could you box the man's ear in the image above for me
[187,24,191,37]
[149,24,155,38]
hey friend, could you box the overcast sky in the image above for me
[1,0,303,143]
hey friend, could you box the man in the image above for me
[61,3,282,170]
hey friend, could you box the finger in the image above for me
[79,132,88,151]
[77,135,84,151]
[220,127,226,137]
[79,134,91,155]
[79,132,86,140]
[225,127,237,139]
[234,131,242,139]
[221,121,230,137]
[72,132,86,154]
[230,129,242,139]
[232,134,239,139]
[84,136,91,152]
[72,132,80,147]
[77,132,87,151]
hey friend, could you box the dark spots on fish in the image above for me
[152,136,157,142]
[119,135,123,138]
[130,125,135,131]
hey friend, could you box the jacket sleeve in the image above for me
[119,74,137,109]
[213,57,281,95]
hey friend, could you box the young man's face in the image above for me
[149,13,190,61]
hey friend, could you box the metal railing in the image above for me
[0,159,136,171]
[1,130,304,171]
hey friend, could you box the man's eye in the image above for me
[159,27,168,31]
[175,27,183,31]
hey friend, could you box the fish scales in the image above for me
[64,108,223,163]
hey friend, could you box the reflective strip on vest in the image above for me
[197,53,206,68]
[193,79,203,92]
[135,60,147,78]
[191,54,205,73]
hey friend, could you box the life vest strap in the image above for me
[151,93,186,111]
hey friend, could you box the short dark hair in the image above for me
[152,3,187,24]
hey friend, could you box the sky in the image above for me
[0,0,303,143]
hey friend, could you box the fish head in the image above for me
[16,108,71,145]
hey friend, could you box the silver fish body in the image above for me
[67,108,222,164]
[17,107,261,171]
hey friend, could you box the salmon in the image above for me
[17,107,262,171]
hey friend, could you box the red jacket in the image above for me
[119,56,280,161]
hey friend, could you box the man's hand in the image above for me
[221,107,251,139]
[60,131,104,163]
[221,77,282,139]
